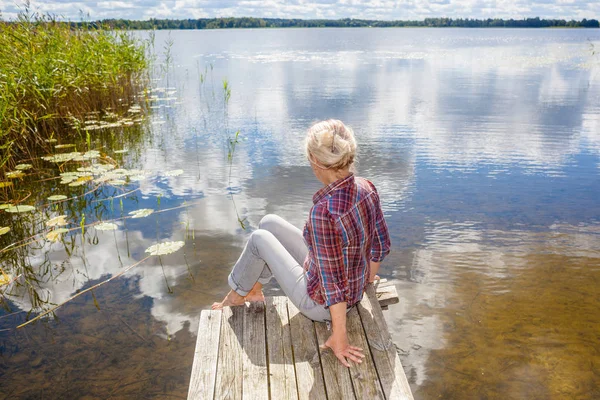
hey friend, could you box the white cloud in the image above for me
[1,0,598,21]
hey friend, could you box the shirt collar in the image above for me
[312,173,354,204]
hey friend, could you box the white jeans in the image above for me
[228,214,331,322]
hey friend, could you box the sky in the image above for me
[0,0,598,21]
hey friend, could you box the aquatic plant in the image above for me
[145,241,185,256]
[0,5,149,169]
[223,79,232,105]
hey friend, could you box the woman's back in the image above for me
[303,174,390,308]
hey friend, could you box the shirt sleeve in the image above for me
[308,205,348,308]
[370,189,391,263]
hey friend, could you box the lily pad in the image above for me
[145,241,185,256]
[0,182,13,189]
[95,222,118,231]
[42,152,82,163]
[46,228,69,242]
[108,179,127,186]
[0,204,11,210]
[164,169,184,177]
[114,149,129,154]
[46,215,68,227]
[47,195,68,201]
[129,209,154,218]
[68,176,93,187]
[0,273,14,287]
[5,171,25,179]
[15,164,33,170]
[0,227,10,236]
[45,138,58,143]
[5,205,36,213]
[55,144,76,149]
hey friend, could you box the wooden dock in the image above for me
[188,280,414,399]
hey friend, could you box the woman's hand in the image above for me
[320,330,365,368]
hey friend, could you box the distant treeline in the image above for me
[83,17,599,30]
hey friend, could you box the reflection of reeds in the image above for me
[17,255,152,329]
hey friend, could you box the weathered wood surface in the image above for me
[242,302,268,399]
[188,282,413,400]
[287,301,328,400]
[265,296,298,400]
[314,321,355,399]
[187,310,222,400]
[214,306,244,399]
[360,285,414,399]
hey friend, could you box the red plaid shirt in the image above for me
[303,174,391,308]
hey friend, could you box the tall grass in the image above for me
[0,7,149,169]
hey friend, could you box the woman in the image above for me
[212,119,391,368]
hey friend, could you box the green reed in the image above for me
[0,6,149,170]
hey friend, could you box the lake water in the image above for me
[1,28,599,399]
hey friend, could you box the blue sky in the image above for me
[0,0,598,21]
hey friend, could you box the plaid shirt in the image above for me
[303,174,391,308]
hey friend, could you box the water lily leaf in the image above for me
[97,164,116,171]
[0,181,13,189]
[129,208,154,218]
[114,149,128,154]
[42,152,82,163]
[45,138,58,143]
[46,215,68,227]
[46,228,69,242]
[15,164,33,170]
[145,241,185,256]
[0,204,11,210]
[0,227,10,236]
[55,144,76,149]
[68,176,93,187]
[164,169,184,177]
[5,171,25,179]
[95,222,118,231]
[47,195,68,201]
[5,205,36,213]
[82,150,100,159]
[0,273,13,286]
[129,175,146,182]
[108,179,127,186]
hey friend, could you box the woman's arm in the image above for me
[320,302,365,367]
[369,260,381,283]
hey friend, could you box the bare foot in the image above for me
[245,290,265,303]
[211,290,246,310]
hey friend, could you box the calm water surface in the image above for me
[1,28,599,399]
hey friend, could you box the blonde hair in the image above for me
[305,119,357,170]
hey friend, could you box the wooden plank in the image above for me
[287,301,327,400]
[314,321,355,399]
[265,297,298,400]
[345,307,385,399]
[358,285,414,400]
[214,306,244,400]
[188,310,222,400]
[374,284,399,307]
[242,302,269,400]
